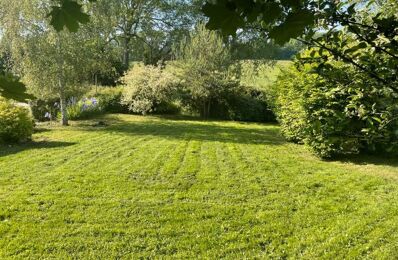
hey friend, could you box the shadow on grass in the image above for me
[0,141,76,157]
[88,117,286,145]
[332,153,398,168]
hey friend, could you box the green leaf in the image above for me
[202,1,245,36]
[48,0,90,32]
[269,9,315,44]
[347,3,356,15]
[261,2,283,24]
[344,42,367,54]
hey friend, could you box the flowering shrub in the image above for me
[121,64,179,115]
[0,97,34,143]
[66,97,102,120]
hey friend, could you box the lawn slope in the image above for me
[1,114,398,258]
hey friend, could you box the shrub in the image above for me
[121,64,179,115]
[0,97,34,143]
[272,53,398,158]
[87,86,129,114]
[29,99,60,122]
[224,86,275,122]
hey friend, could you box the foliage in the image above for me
[203,0,398,90]
[171,24,237,118]
[203,0,317,42]
[0,72,34,102]
[85,0,204,67]
[0,53,33,101]
[0,0,122,125]
[0,97,34,143]
[29,99,60,122]
[272,51,398,158]
[48,0,92,32]
[87,86,129,114]
[121,64,179,115]
[65,97,102,120]
[270,64,316,144]
[223,85,275,122]
[231,35,304,60]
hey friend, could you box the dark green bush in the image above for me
[272,54,398,158]
[88,87,129,114]
[0,97,34,143]
[224,86,275,122]
[29,99,60,121]
[153,101,181,115]
[206,85,275,122]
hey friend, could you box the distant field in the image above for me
[240,60,292,91]
[1,114,398,258]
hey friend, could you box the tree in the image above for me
[94,0,204,67]
[171,23,236,118]
[0,0,109,125]
[47,0,205,67]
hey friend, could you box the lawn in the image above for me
[1,114,398,258]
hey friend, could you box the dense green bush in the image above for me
[224,86,275,122]
[197,84,275,122]
[272,52,398,158]
[29,99,60,122]
[88,86,129,114]
[0,97,34,143]
[122,64,179,115]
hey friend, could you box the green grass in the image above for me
[1,114,398,258]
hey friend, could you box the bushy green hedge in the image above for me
[225,86,275,122]
[121,64,179,115]
[205,85,275,122]
[272,56,398,158]
[88,86,129,114]
[0,97,34,143]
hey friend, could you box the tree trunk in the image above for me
[57,33,68,126]
[202,101,207,119]
[59,87,68,126]
[207,100,211,119]
[95,73,98,94]
[123,37,130,68]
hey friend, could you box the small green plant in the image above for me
[0,97,34,143]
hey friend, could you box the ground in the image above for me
[1,114,398,259]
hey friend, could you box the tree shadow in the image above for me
[330,153,398,168]
[89,117,286,145]
[33,128,52,134]
[0,141,76,157]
